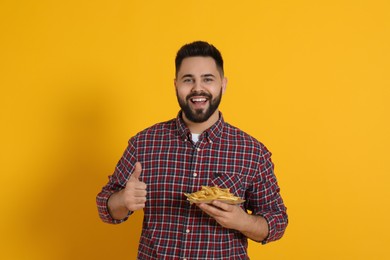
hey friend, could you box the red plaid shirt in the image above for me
[97,112,288,259]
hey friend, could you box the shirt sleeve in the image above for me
[247,147,288,244]
[96,137,138,224]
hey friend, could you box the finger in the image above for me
[211,200,230,211]
[131,203,146,211]
[134,196,147,204]
[134,189,147,197]
[197,203,210,214]
[130,162,142,181]
[198,203,222,217]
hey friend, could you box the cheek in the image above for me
[211,87,223,97]
[176,87,190,97]
[176,89,188,102]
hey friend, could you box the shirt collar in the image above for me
[176,111,225,143]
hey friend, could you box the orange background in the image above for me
[1,0,389,259]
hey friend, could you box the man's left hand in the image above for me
[197,200,249,231]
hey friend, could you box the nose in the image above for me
[191,78,204,92]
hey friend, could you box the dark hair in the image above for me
[175,41,224,76]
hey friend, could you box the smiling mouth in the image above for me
[190,97,208,103]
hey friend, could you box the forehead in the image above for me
[177,56,219,76]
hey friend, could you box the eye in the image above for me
[204,77,214,82]
[183,78,194,83]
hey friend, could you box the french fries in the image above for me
[184,186,245,204]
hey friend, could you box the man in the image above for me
[96,41,288,259]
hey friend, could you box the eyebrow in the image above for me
[180,74,193,79]
[180,73,216,79]
[201,74,216,78]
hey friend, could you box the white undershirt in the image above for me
[191,133,200,143]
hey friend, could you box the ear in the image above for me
[222,77,228,94]
[174,78,177,89]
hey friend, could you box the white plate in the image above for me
[186,198,245,205]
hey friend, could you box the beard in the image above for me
[176,89,223,123]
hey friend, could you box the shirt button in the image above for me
[196,148,201,152]
[186,229,190,233]
[209,140,213,144]
[193,172,197,177]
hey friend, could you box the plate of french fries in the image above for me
[184,186,245,205]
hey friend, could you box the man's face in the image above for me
[175,56,227,123]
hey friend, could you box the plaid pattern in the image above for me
[97,112,288,259]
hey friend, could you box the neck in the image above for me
[182,110,220,134]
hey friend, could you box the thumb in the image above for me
[130,162,142,181]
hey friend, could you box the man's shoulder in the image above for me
[135,118,177,137]
[223,122,267,150]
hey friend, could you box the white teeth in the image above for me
[192,98,206,102]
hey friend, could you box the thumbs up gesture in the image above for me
[121,162,147,212]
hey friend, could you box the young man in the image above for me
[97,41,288,259]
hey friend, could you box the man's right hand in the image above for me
[108,162,147,219]
[120,162,147,211]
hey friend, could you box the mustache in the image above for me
[186,91,212,100]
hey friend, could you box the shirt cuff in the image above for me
[260,212,285,244]
[97,190,132,224]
